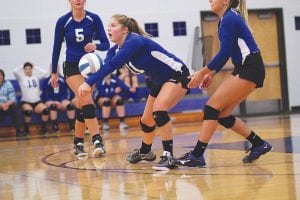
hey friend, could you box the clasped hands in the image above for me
[188,67,215,90]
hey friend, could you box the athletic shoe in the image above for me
[152,151,178,171]
[102,123,110,131]
[74,143,88,158]
[119,122,128,129]
[52,123,60,133]
[176,151,206,167]
[16,129,25,138]
[40,125,48,135]
[24,126,30,136]
[126,149,156,163]
[243,141,273,163]
[93,140,105,157]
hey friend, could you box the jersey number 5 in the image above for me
[75,28,84,42]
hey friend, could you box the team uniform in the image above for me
[41,76,68,102]
[51,11,110,77]
[51,10,109,158]
[94,76,131,130]
[86,33,190,95]
[13,65,49,135]
[208,8,265,88]
[41,76,75,132]
[85,32,190,170]
[177,8,271,167]
[95,76,130,100]
[13,66,48,106]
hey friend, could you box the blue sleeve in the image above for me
[115,77,130,92]
[51,17,65,73]
[40,78,48,102]
[207,16,237,72]
[104,45,118,63]
[59,80,68,100]
[86,35,144,86]
[93,15,110,51]
[95,81,105,96]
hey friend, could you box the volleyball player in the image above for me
[50,0,110,158]
[41,75,75,133]
[177,0,273,167]
[94,74,131,131]
[78,14,190,171]
[13,62,49,135]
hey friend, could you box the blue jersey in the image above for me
[51,11,110,73]
[86,33,186,87]
[41,76,68,102]
[208,9,260,72]
[95,76,130,98]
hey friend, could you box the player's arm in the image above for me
[51,18,64,74]
[93,15,110,51]
[85,36,144,87]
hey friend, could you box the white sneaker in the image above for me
[119,122,128,129]
[102,123,110,130]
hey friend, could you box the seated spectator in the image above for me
[95,74,132,131]
[0,69,24,137]
[13,62,49,135]
[118,66,139,102]
[41,75,75,133]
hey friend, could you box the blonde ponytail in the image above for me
[112,14,152,37]
[239,0,249,25]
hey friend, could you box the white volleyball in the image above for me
[78,53,103,78]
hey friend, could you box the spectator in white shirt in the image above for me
[13,62,49,135]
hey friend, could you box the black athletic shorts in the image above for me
[232,53,265,88]
[20,101,42,110]
[149,65,190,98]
[63,62,81,79]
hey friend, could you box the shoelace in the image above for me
[158,156,168,164]
[179,151,192,159]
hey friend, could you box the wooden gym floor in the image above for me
[0,113,300,200]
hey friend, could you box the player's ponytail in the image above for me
[112,14,152,37]
[229,0,249,26]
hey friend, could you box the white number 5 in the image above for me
[75,28,84,42]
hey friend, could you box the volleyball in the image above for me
[78,53,103,78]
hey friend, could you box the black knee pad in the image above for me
[82,104,96,119]
[66,103,75,111]
[153,111,170,127]
[76,108,84,122]
[50,103,57,111]
[218,115,236,128]
[140,120,156,133]
[42,108,50,115]
[102,100,111,107]
[24,110,33,117]
[116,98,124,106]
[203,105,220,120]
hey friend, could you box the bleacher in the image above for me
[0,75,208,129]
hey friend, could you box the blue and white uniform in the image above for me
[208,8,264,87]
[95,76,130,99]
[86,33,189,89]
[41,76,68,102]
[51,11,110,74]
[208,9,260,72]
[13,66,48,103]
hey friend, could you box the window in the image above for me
[26,28,41,44]
[145,23,159,37]
[295,17,300,30]
[173,21,187,36]
[0,30,11,45]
